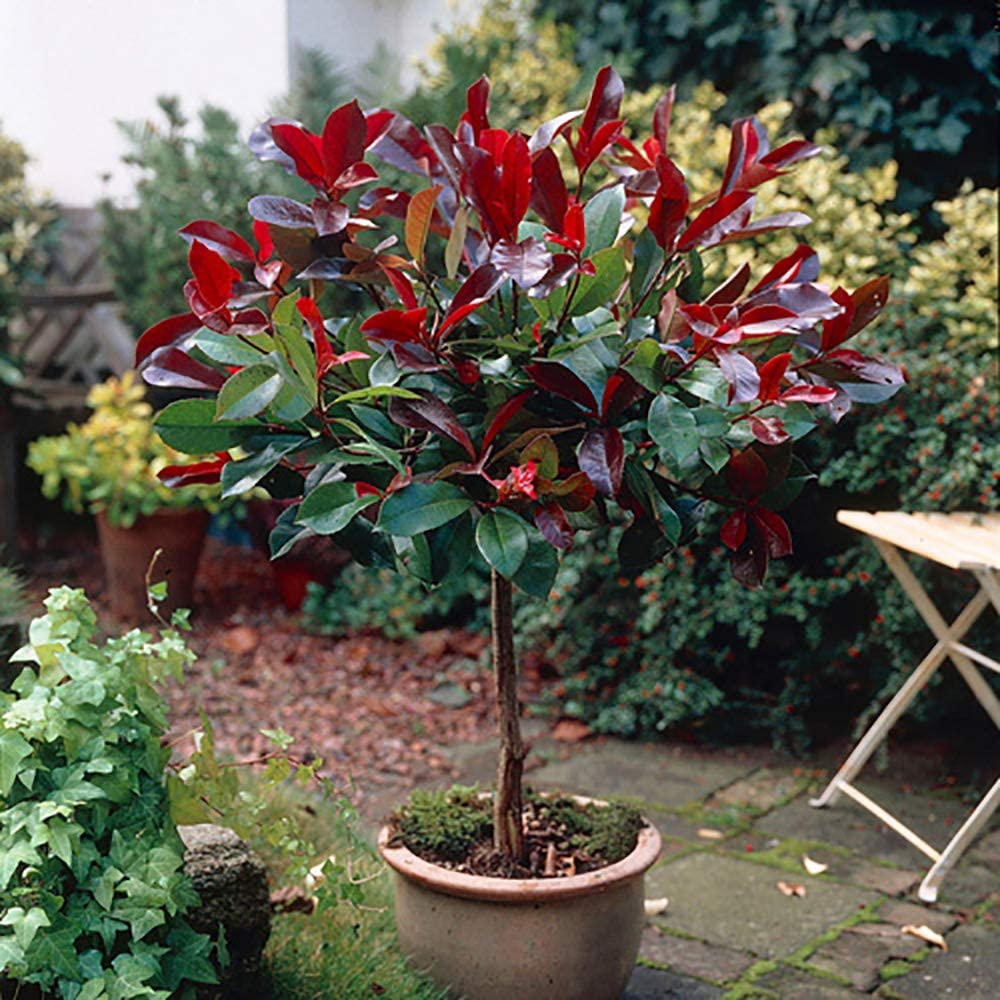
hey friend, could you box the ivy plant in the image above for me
[0,588,218,998]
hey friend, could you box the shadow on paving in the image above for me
[373,733,998,998]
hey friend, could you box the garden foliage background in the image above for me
[19,0,1000,748]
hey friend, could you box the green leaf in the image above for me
[583,184,626,257]
[30,927,81,979]
[699,436,731,473]
[0,729,33,795]
[220,435,308,497]
[377,482,474,537]
[512,537,559,598]
[1,906,50,950]
[569,246,627,316]
[330,385,420,405]
[624,338,667,392]
[296,482,379,535]
[693,406,729,438]
[215,364,284,421]
[475,509,529,578]
[154,399,255,453]
[648,394,700,463]
[677,363,728,405]
[193,328,273,367]
[618,518,672,575]
[629,227,665,308]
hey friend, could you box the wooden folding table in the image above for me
[810,510,1000,902]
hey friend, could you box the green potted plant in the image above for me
[136,68,902,997]
[26,372,224,621]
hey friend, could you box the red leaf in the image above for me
[159,455,229,488]
[580,66,624,145]
[482,391,533,452]
[720,117,769,197]
[525,362,598,413]
[718,350,761,404]
[752,507,793,558]
[253,220,274,261]
[271,123,326,187]
[601,371,645,419]
[780,384,837,403]
[678,191,754,252]
[490,237,553,290]
[757,352,791,402]
[178,221,255,263]
[189,241,240,311]
[361,307,427,345]
[296,297,334,375]
[439,263,506,339]
[748,415,790,444]
[378,263,419,309]
[135,312,200,367]
[720,509,748,550]
[321,100,367,188]
[530,148,569,234]
[648,154,689,251]
[388,391,476,459]
[463,76,491,140]
[547,471,595,511]
[652,87,675,153]
[142,346,227,391]
[578,426,624,497]
[501,133,532,231]
[334,161,378,191]
[846,275,890,340]
[528,109,582,154]
[750,244,820,295]
[534,502,574,550]
[725,449,769,500]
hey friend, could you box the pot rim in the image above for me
[378,795,662,903]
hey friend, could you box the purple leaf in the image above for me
[388,390,476,458]
[717,350,761,404]
[248,196,316,229]
[490,237,553,289]
[578,426,624,497]
[525,362,598,412]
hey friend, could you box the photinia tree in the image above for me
[137,67,903,865]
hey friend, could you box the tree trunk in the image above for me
[491,570,525,861]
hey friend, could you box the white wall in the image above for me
[0,0,289,206]
[287,0,482,94]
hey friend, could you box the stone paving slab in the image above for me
[530,742,758,808]
[751,965,869,998]
[646,852,877,959]
[874,922,1000,998]
[878,900,959,935]
[756,782,990,870]
[623,964,723,999]
[639,927,755,983]
[805,924,925,991]
[706,766,809,814]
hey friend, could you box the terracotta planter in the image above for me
[95,508,209,622]
[378,802,662,1000]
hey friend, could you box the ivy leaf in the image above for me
[30,927,81,980]
[476,509,530,578]
[0,730,33,795]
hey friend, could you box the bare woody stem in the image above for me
[491,569,525,861]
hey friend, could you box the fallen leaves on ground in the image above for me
[552,718,592,742]
[802,855,829,875]
[697,828,725,840]
[24,530,495,813]
[644,897,669,916]
[776,880,807,897]
[901,924,947,950]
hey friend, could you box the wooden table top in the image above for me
[837,510,1000,572]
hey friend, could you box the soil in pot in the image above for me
[96,508,209,622]
[389,785,646,879]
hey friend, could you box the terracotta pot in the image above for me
[95,508,209,622]
[378,801,662,1000]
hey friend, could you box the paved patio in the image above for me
[376,726,998,998]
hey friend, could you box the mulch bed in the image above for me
[21,522,498,808]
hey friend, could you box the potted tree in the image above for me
[26,372,225,621]
[136,68,902,997]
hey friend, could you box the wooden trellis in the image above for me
[9,207,132,410]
